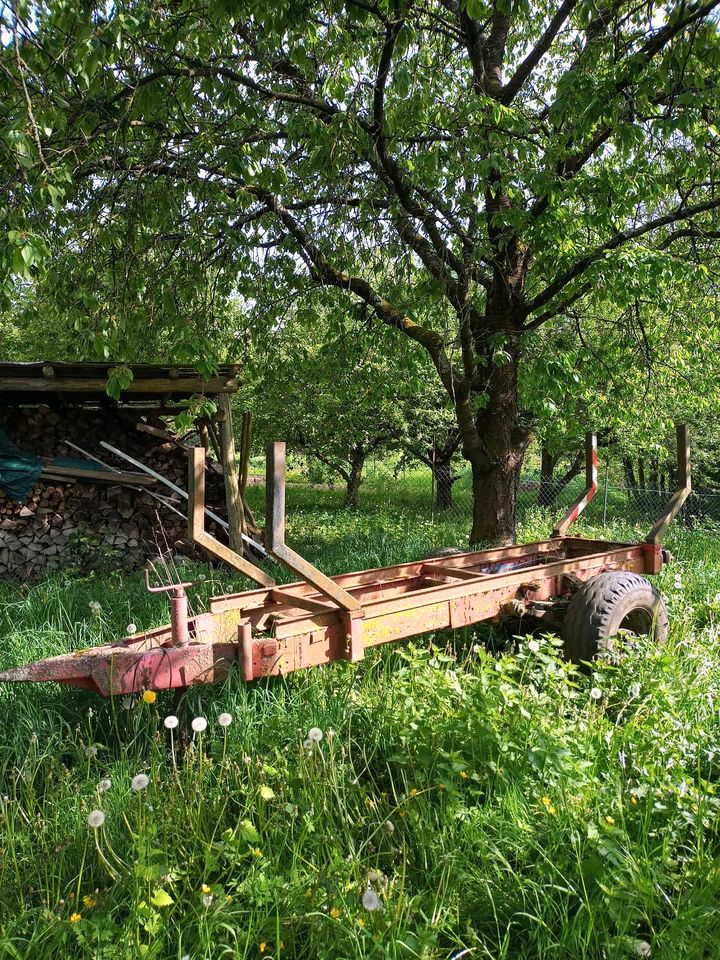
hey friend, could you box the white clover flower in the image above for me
[361,888,381,911]
[527,639,540,654]
[590,687,603,700]
[131,773,150,791]
[126,623,137,635]
[98,778,112,793]
[88,809,105,829]
[191,717,207,733]
[308,727,323,743]
[164,715,179,730]
[217,712,233,728]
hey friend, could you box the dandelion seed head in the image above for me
[131,773,149,791]
[303,738,314,751]
[384,820,395,834]
[307,727,323,743]
[202,894,213,908]
[98,778,112,793]
[164,715,179,730]
[85,745,98,759]
[191,717,207,733]
[88,601,102,616]
[217,712,233,728]
[361,888,381,911]
[590,687,603,700]
[126,623,137,635]
[635,941,651,958]
[87,809,105,828]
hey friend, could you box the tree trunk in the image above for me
[463,329,529,546]
[539,448,556,506]
[433,461,455,510]
[344,446,365,509]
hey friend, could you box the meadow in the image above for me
[1,484,719,960]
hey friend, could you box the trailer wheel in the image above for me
[562,572,669,664]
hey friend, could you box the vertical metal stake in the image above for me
[602,461,610,526]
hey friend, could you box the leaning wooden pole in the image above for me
[217,393,246,554]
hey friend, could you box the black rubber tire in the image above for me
[562,571,669,664]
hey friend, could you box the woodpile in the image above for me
[0,405,229,580]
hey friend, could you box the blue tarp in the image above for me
[0,430,103,502]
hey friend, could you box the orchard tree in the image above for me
[3,1,720,542]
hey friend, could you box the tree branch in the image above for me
[499,0,578,105]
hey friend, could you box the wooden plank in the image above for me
[217,393,245,553]
[0,376,238,394]
[136,422,187,448]
[40,465,156,485]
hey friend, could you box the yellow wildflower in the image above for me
[547,805,556,815]
[605,815,616,825]
[69,913,81,923]
[365,798,376,809]
[409,788,418,798]
[459,771,468,779]
[201,884,211,894]
[631,796,638,805]
[259,944,266,954]
[82,895,96,909]
[330,906,341,919]
[357,917,365,927]
[541,796,552,807]
[253,847,263,858]
[142,690,157,704]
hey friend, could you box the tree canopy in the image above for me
[2,0,720,541]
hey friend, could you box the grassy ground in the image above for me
[1,490,719,960]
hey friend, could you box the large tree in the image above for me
[3,0,720,542]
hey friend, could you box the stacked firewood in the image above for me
[0,405,228,580]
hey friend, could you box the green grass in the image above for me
[1,489,719,960]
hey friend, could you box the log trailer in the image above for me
[0,428,691,696]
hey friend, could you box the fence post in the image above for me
[430,436,435,523]
[602,461,610,526]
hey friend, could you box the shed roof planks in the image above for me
[0,362,240,405]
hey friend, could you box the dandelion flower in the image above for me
[459,770,468,779]
[361,888,381,911]
[70,912,81,923]
[142,690,157,704]
[357,917,365,927]
[131,773,149,791]
[605,815,616,825]
[202,894,213,908]
[164,715,179,730]
[329,906,341,919]
[409,788,418,798]
[260,944,266,954]
[217,712,233,728]
[527,639,540,653]
[307,727,323,743]
[98,778,112,793]
[590,687,603,700]
[253,847,262,858]
[191,717,207,733]
[126,623,137,635]
[201,884,211,895]
[82,895,96,909]
[87,809,105,829]
[547,805,556,815]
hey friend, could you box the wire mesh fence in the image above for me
[352,457,720,539]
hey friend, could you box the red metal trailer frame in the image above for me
[0,427,691,696]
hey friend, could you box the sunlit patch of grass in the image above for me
[0,486,719,958]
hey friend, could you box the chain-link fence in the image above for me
[352,457,720,538]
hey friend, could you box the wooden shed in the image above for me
[0,361,253,580]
